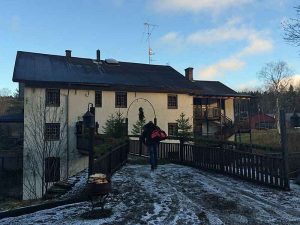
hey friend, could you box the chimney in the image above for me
[65,50,72,58]
[185,67,193,81]
[96,49,100,62]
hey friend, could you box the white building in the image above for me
[13,50,250,199]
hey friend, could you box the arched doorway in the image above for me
[125,98,157,135]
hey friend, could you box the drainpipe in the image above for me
[62,89,70,178]
[66,89,70,178]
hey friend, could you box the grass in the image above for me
[239,129,300,152]
[239,129,280,148]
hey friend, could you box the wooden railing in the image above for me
[129,139,289,190]
[94,141,129,177]
[194,107,221,120]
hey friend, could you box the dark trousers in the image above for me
[148,144,158,167]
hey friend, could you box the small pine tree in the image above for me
[103,114,115,137]
[114,111,125,138]
[103,111,126,138]
[131,107,146,135]
[175,112,192,142]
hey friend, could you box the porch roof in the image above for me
[193,81,252,98]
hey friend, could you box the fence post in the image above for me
[279,109,290,190]
[108,148,112,175]
[139,138,143,156]
[180,139,184,162]
[88,127,95,176]
[220,147,225,173]
[126,139,129,160]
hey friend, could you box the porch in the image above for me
[193,96,252,141]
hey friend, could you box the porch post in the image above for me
[206,98,209,136]
[219,98,222,137]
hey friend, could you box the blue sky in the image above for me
[1,0,299,93]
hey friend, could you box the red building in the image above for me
[250,113,275,129]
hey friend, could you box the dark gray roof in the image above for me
[193,80,250,97]
[0,113,24,123]
[13,51,199,94]
[12,51,252,97]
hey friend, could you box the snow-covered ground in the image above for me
[1,162,300,225]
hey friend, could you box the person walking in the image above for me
[141,121,160,170]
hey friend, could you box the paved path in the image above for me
[1,160,300,225]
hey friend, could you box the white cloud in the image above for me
[198,36,273,79]
[289,75,300,87]
[187,26,256,45]
[235,79,260,91]
[160,32,182,43]
[161,19,273,54]
[238,36,273,57]
[10,15,20,32]
[111,0,124,7]
[160,19,273,80]
[151,0,251,13]
[199,57,245,79]
[188,20,273,79]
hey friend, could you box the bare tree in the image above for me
[23,96,66,199]
[258,61,293,133]
[283,6,300,47]
[259,61,293,93]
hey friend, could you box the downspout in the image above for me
[66,88,70,178]
[62,89,70,178]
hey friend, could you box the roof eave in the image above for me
[21,81,194,94]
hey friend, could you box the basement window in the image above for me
[45,157,60,182]
[115,92,127,108]
[45,123,60,141]
[168,94,178,109]
[95,90,102,107]
[46,89,60,107]
[168,123,178,136]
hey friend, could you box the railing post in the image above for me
[180,139,184,162]
[127,139,130,159]
[279,109,290,190]
[108,148,112,175]
[139,137,143,156]
[88,128,95,176]
[220,147,225,173]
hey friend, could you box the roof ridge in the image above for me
[17,51,171,68]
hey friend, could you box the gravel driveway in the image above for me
[1,159,300,225]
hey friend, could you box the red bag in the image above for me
[150,129,167,141]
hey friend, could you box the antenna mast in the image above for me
[144,22,157,64]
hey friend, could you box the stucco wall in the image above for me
[22,87,193,199]
[93,91,193,134]
[225,98,234,122]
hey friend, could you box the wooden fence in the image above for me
[94,141,129,177]
[129,139,289,190]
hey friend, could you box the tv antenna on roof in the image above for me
[144,22,158,64]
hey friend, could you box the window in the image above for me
[168,94,178,109]
[115,92,127,108]
[46,89,60,107]
[95,90,102,107]
[45,123,60,141]
[45,157,60,182]
[168,123,178,136]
